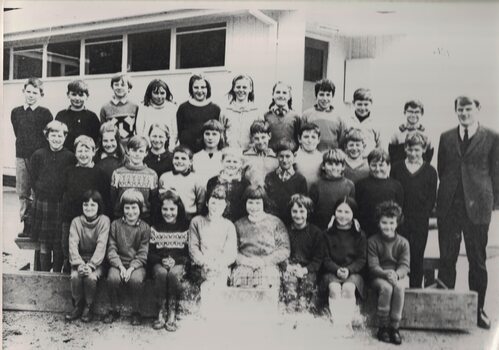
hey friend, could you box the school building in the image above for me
[3,2,499,177]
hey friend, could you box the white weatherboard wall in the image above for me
[2,10,309,175]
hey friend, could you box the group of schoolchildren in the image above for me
[11,73,440,345]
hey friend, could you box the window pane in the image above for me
[47,41,80,77]
[304,38,328,82]
[304,46,324,82]
[128,30,170,72]
[85,41,122,75]
[176,29,225,69]
[4,48,10,80]
[13,45,43,79]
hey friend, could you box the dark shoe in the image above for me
[62,260,71,274]
[131,312,142,326]
[478,309,491,330]
[65,305,83,321]
[389,327,402,345]
[17,231,30,238]
[81,305,93,323]
[377,327,391,343]
[103,311,119,324]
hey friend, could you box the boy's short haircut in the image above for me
[67,80,89,96]
[323,148,347,165]
[110,73,132,89]
[274,140,295,155]
[44,120,69,137]
[299,122,321,138]
[342,128,365,147]
[221,147,243,162]
[314,79,336,97]
[208,184,228,202]
[81,190,105,216]
[405,132,428,150]
[353,88,372,102]
[367,148,390,165]
[127,135,148,150]
[454,95,480,110]
[188,74,212,99]
[24,77,44,96]
[120,189,145,213]
[148,123,170,139]
[375,200,404,225]
[404,99,424,114]
[173,145,194,160]
[250,120,271,136]
[74,135,96,152]
[288,193,314,217]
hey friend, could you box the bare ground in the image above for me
[3,187,499,350]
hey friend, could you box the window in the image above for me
[4,48,10,80]
[128,29,170,72]
[176,23,226,69]
[304,38,328,82]
[47,41,80,77]
[13,45,43,79]
[85,36,122,75]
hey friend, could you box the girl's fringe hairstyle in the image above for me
[143,79,174,106]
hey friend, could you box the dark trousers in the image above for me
[400,215,429,288]
[438,198,489,309]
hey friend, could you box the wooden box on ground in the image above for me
[401,288,477,330]
[2,271,278,319]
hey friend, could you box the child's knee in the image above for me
[341,282,356,299]
[70,269,80,280]
[328,282,342,299]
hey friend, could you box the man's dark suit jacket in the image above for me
[437,125,499,224]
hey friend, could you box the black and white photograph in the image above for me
[2,1,499,349]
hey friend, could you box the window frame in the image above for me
[3,21,228,82]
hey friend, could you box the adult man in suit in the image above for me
[437,96,499,329]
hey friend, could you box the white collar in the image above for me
[111,96,128,105]
[459,122,478,140]
[23,103,39,111]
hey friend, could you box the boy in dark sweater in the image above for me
[391,132,437,287]
[368,201,410,345]
[388,100,434,163]
[309,149,355,230]
[55,80,100,152]
[11,78,53,235]
[61,136,110,272]
[356,149,404,237]
[264,140,307,224]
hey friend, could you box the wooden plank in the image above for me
[401,289,477,330]
[3,271,73,312]
[14,237,40,250]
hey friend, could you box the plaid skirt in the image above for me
[230,264,281,289]
[30,198,63,244]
